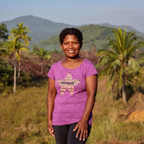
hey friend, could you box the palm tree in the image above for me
[9,23,31,93]
[7,39,21,93]
[96,27,144,105]
[9,22,31,78]
[33,47,51,74]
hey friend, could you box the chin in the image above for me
[67,55,79,59]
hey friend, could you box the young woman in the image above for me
[47,28,98,144]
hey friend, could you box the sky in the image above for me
[1,0,144,32]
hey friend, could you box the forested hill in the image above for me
[36,24,144,50]
[3,15,73,43]
[36,24,115,50]
[2,15,144,50]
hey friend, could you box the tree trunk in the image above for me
[18,60,21,78]
[13,52,17,93]
[18,51,21,78]
[122,76,128,106]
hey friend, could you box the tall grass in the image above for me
[0,78,144,144]
[86,77,144,144]
[0,82,55,144]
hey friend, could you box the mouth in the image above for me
[67,50,75,54]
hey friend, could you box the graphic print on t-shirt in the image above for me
[57,72,80,95]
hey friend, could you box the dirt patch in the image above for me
[127,110,144,122]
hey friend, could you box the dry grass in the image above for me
[0,77,144,144]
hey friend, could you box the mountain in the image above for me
[1,15,144,50]
[37,24,144,51]
[100,23,144,37]
[37,24,115,50]
[2,15,73,43]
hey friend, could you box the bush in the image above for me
[0,58,13,92]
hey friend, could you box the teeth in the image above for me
[68,50,74,53]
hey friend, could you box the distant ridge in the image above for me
[100,23,144,37]
[1,15,144,45]
[3,15,74,43]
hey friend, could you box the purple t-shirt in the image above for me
[48,59,98,125]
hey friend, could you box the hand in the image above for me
[73,119,88,141]
[48,120,54,136]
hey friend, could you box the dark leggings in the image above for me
[53,122,91,144]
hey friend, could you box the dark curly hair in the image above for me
[59,28,83,47]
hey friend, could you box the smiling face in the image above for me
[60,34,82,59]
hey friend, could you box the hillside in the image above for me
[2,15,144,46]
[36,24,115,50]
[36,24,144,51]
[101,23,144,37]
[3,15,73,43]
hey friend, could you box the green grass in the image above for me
[0,78,144,144]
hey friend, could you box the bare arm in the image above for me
[73,74,98,141]
[47,78,57,136]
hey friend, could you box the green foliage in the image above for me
[0,58,13,92]
[8,22,31,93]
[0,23,9,44]
[96,27,144,103]
[0,45,7,56]
[32,46,51,60]
[9,22,31,45]
[8,22,31,58]
[0,23,9,56]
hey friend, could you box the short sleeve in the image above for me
[47,64,55,80]
[86,62,98,78]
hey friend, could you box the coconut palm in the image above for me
[9,22,31,78]
[8,23,31,93]
[9,22,31,45]
[7,39,21,93]
[96,27,144,105]
[33,47,51,74]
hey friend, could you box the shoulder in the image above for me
[48,61,61,79]
[51,61,61,68]
[83,59,94,66]
[82,59,98,75]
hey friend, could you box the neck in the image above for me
[65,55,81,62]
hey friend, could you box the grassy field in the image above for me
[0,77,144,144]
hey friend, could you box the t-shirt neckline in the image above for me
[60,59,86,70]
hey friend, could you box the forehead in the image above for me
[63,34,78,41]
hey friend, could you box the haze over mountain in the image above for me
[1,15,144,46]
[3,15,73,43]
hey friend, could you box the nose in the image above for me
[69,43,73,48]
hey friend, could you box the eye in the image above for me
[73,42,79,45]
[63,42,69,45]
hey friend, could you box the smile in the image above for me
[67,50,75,53]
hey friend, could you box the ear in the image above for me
[60,44,63,50]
